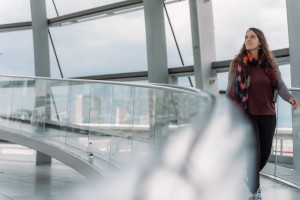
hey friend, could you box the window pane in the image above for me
[49,10,147,78]
[164,1,193,68]
[46,0,125,17]
[212,0,289,61]
[0,1,31,24]
[277,64,291,129]
[0,31,34,76]
[217,72,229,91]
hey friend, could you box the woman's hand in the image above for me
[289,98,299,110]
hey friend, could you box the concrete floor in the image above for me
[260,176,300,200]
[0,143,299,200]
[0,143,88,200]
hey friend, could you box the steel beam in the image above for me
[144,0,168,84]
[189,0,218,92]
[0,22,32,32]
[48,0,143,26]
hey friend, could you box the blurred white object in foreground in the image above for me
[62,96,255,200]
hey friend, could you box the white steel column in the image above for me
[30,0,51,77]
[189,0,218,92]
[143,0,169,84]
[286,0,300,171]
[30,0,52,164]
[144,0,169,145]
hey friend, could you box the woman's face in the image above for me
[244,30,261,51]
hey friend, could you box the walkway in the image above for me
[0,143,87,200]
[0,143,299,200]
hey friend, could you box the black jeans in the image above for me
[246,114,276,193]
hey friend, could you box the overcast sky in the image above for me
[0,0,290,78]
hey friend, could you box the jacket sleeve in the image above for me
[277,71,293,102]
[226,70,235,98]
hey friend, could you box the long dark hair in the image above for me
[230,27,278,72]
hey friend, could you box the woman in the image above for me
[226,27,298,200]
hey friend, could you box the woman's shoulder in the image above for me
[229,59,240,72]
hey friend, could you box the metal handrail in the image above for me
[0,74,207,98]
[288,87,300,91]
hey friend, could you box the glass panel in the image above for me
[109,136,132,168]
[217,72,229,92]
[43,80,69,143]
[178,75,195,88]
[132,140,154,164]
[178,93,202,126]
[212,0,289,61]
[272,90,300,186]
[0,1,31,24]
[153,89,170,143]
[0,75,214,171]
[98,84,113,135]
[272,65,298,185]
[277,65,292,130]
[28,79,47,135]
[0,31,34,76]
[9,78,25,131]
[48,10,147,78]
[263,64,300,186]
[264,65,291,171]
[0,77,14,128]
[110,85,133,137]
[168,92,181,134]
[88,83,112,160]
[164,1,193,68]
[46,0,125,17]
[66,81,90,150]
[88,83,101,133]
[132,87,154,142]
[19,78,35,133]
[90,131,111,161]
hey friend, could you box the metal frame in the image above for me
[0,1,292,83]
[48,0,185,26]
[0,0,185,32]
[72,48,289,81]
[71,66,194,81]
[48,0,143,26]
[0,22,32,33]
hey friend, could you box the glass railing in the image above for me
[61,83,256,199]
[0,75,212,170]
[0,74,258,198]
[262,88,300,187]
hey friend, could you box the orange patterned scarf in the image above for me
[231,51,278,110]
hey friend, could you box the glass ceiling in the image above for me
[48,10,148,78]
[0,1,31,24]
[212,0,289,61]
[0,0,291,79]
[46,0,125,18]
[0,30,34,76]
